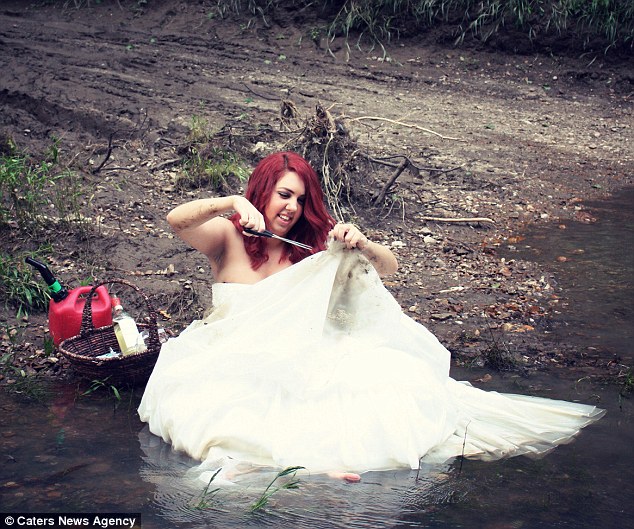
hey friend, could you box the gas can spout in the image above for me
[25,257,69,302]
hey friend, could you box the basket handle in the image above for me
[79,278,160,351]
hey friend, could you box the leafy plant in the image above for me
[250,466,304,512]
[43,336,56,357]
[0,251,51,315]
[82,377,122,403]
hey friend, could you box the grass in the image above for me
[0,249,53,316]
[0,351,52,401]
[187,465,305,512]
[191,468,222,510]
[179,147,250,191]
[212,0,633,54]
[45,0,634,53]
[82,377,122,403]
[619,368,633,399]
[250,466,304,512]
[0,139,86,233]
[178,116,250,191]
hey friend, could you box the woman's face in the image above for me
[264,171,305,236]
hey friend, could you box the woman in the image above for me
[164,150,397,283]
[139,151,603,484]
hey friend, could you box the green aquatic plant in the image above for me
[250,466,305,512]
[191,468,222,510]
[82,377,122,403]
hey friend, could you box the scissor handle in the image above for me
[243,227,272,238]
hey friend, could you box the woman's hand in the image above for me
[329,223,398,276]
[233,196,266,234]
[329,223,369,250]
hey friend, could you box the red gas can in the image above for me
[48,286,113,345]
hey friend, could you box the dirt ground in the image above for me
[0,1,632,386]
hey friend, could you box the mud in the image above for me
[0,0,632,384]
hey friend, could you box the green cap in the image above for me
[49,280,63,293]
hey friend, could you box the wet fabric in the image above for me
[138,242,604,475]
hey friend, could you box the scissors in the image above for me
[243,227,313,250]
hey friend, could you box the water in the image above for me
[502,186,634,366]
[1,189,633,528]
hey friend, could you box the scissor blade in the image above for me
[243,227,313,250]
[270,233,313,250]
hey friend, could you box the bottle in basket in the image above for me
[111,297,145,355]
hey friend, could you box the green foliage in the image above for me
[215,0,633,53]
[188,114,214,144]
[250,466,304,512]
[178,117,250,191]
[0,351,51,401]
[0,140,86,233]
[82,377,122,402]
[619,368,633,399]
[191,468,222,510]
[452,0,634,49]
[0,250,52,315]
[180,147,250,191]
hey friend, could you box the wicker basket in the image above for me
[59,279,162,385]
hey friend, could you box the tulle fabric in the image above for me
[138,242,604,475]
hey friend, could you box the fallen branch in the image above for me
[420,216,495,224]
[151,158,181,172]
[427,163,468,177]
[243,82,279,101]
[91,132,115,174]
[350,116,464,141]
[372,157,409,205]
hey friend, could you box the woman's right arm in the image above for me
[166,196,265,259]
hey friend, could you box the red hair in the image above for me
[230,152,335,270]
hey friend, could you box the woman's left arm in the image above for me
[329,223,398,276]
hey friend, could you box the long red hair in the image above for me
[230,151,335,270]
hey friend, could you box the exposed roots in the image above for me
[285,102,362,220]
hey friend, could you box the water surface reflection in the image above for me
[1,377,630,528]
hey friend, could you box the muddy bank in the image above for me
[0,1,632,387]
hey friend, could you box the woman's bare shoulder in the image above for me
[179,216,236,262]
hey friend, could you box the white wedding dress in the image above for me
[138,242,604,476]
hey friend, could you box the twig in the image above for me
[91,132,115,174]
[243,82,279,101]
[427,163,468,177]
[420,216,495,224]
[372,157,409,205]
[361,153,466,176]
[100,166,136,173]
[349,116,464,141]
[458,421,471,476]
[151,158,181,172]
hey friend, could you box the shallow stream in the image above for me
[1,189,632,528]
